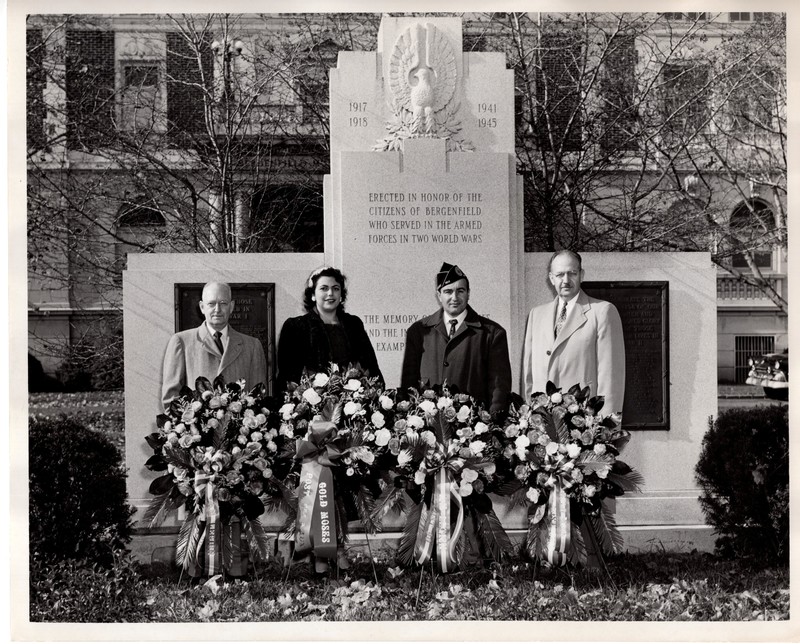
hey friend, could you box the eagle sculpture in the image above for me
[388,23,458,136]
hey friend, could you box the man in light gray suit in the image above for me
[161,281,267,407]
[522,251,626,416]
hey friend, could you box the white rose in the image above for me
[216,409,225,420]
[262,467,273,479]
[344,379,362,391]
[279,403,295,420]
[594,443,607,455]
[201,390,213,401]
[597,467,609,479]
[255,413,267,426]
[484,463,496,476]
[358,449,375,464]
[420,430,437,446]
[470,440,486,455]
[414,470,427,485]
[462,469,479,483]
[505,424,520,438]
[371,411,386,429]
[267,441,277,453]
[379,395,394,411]
[407,415,424,430]
[374,428,391,447]
[437,397,453,410]
[567,443,582,459]
[419,400,436,415]
[550,392,563,404]
[459,482,474,497]
[474,422,488,435]
[346,467,355,476]
[456,406,471,422]
[280,423,294,437]
[191,400,203,412]
[312,372,330,388]
[526,487,540,503]
[344,401,362,416]
[515,435,530,449]
[545,441,559,456]
[585,484,597,498]
[250,431,264,443]
[302,388,322,405]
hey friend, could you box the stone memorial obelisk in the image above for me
[324,18,525,388]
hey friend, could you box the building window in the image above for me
[661,13,709,21]
[600,33,638,152]
[250,184,323,252]
[729,12,752,22]
[735,335,774,383]
[727,67,779,133]
[730,200,775,270]
[120,63,162,132]
[661,63,710,133]
[113,204,166,283]
[536,32,583,152]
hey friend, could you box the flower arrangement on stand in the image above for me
[273,365,392,566]
[143,376,284,577]
[496,382,643,568]
[371,385,515,573]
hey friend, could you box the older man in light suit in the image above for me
[161,281,267,408]
[522,251,626,416]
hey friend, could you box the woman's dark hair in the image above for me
[303,267,348,313]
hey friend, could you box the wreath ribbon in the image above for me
[545,480,571,566]
[193,471,222,576]
[294,420,340,560]
[413,468,465,573]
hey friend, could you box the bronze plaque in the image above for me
[582,281,669,430]
[175,283,276,395]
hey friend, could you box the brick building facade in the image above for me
[26,12,787,387]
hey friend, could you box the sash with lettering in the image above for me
[189,471,223,577]
[294,420,340,560]
[544,480,571,566]
[413,467,465,573]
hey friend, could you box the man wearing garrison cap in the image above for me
[400,262,512,414]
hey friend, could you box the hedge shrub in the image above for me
[695,405,789,564]
[29,417,135,566]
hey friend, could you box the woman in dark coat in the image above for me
[276,267,383,390]
[276,267,383,574]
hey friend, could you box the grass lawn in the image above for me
[27,392,790,622]
[31,551,788,622]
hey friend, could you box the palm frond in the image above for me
[552,406,570,442]
[370,483,407,524]
[453,530,466,568]
[355,485,379,533]
[175,512,202,571]
[525,510,549,560]
[241,516,270,562]
[541,411,559,442]
[607,469,644,493]
[141,489,184,528]
[163,444,193,469]
[589,503,624,556]
[213,413,229,450]
[476,507,514,561]
[568,519,587,566]
[263,477,297,516]
[397,501,423,566]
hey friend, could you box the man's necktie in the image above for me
[554,302,568,338]
[213,331,224,356]
[448,319,458,339]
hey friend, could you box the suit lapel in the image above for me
[553,291,589,352]
[219,329,243,374]
[198,323,221,360]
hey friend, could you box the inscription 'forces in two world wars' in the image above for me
[365,191,484,245]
